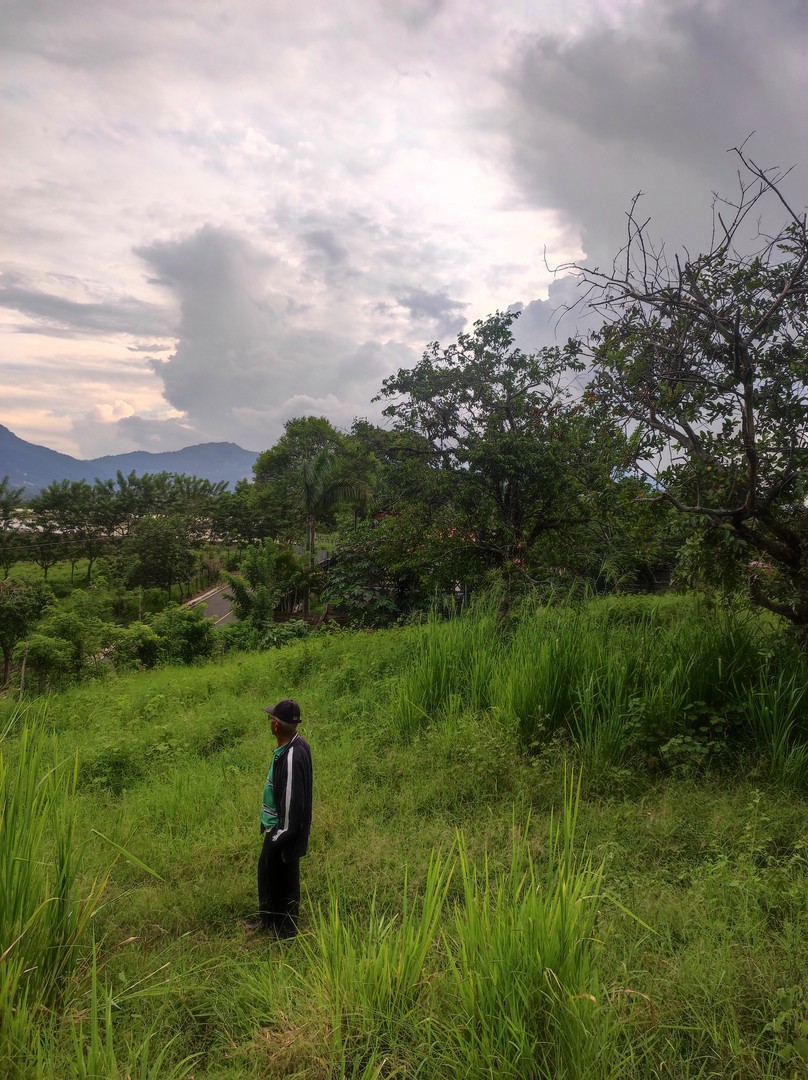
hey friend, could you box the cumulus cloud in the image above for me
[501,0,808,267]
[508,276,601,353]
[132,225,419,450]
[4,0,807,456]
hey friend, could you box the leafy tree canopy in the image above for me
[252,416,348,538]
[375,311,629,575]
[574,146,808,628]
[125,515,198,600]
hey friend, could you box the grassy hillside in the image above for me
[1,595,807,1078]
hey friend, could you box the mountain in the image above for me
[0,424,259,495]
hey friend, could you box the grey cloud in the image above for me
[380,0,446,31]
[396,287,468,338]
[114,414,205,451]
[66,413,207,458]
[337,339,417,386]
[508,276,601,353]
[502,0,808,267]
[135,227,290,422]
[0,276,172,337]
[302,229,349,265]
[133,225,411,449]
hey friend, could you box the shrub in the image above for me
[148,604,216,665]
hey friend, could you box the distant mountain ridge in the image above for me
[0,424,260,495]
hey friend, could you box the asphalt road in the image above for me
[186,585,236,626]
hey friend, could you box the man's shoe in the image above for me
[241,916,271,933]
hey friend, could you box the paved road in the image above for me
[186,585,236,626]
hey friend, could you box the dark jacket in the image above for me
[268,732,313,862]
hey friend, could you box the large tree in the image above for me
[125,515,198,601]
[210,480,273,545]
[253,416,348,539]
[375,311,628,581]
[299,450,370,562]
[28,480,94,582]
[572,147,808,630]
[297,450,370,612]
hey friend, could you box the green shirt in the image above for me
[261,743,289,831]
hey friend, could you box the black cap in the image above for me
[263,699,301,725]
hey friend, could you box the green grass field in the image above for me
[2,595,807,1078]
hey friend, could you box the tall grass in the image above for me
[71,950,198,1080]
[2,594,806,1076]
[278,775,630,1078]
[294,851,453,1075]
[436,781,613,1079]
[0,725,110,1010]
[0,721,109,1075]
[389,595,808,783]
[1,719,200,1078]
[744,669,808,786]
[397,599,503,738]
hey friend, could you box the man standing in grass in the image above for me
[255,698,313,938]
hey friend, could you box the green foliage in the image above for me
[320,520,402,624]
[440,798,608,1079]
[109,621,163,670]
[766,985,808,1068]
[126,515,198,600]
[375,311,661,591]
[299,448,371,561]
[294,852,453,1075]
[0,727,110,1013]
[345,418,442,514]
[391,593,808,784]
[147,603,216,665]
[325,509,491,619]
[2,597,808,1077]
[0,575,54,688]
[15,632,74,692]
[587,150,808,630]
[744,671,808,787]
[269,782,613,1079]
[71,955,199,1080]
[93,547,144,619]
[37,590,109,676]
[261,617,311,648]
[252,415,348,539]
[0,476,25,580]
[210,480,271,544]
[222,540,302,631]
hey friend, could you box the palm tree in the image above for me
[299,450,370,611]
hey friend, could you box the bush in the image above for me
[261,618,311,648]
[109,622,162,669]
[14,633,73,692]
[147,604,216,665]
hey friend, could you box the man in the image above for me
[255,698,313,938]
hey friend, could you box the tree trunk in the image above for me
[303,514,316,615]
[18,643,29,699]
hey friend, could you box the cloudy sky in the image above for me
[2,0,806,458]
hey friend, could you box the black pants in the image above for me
[257,834,300,937]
